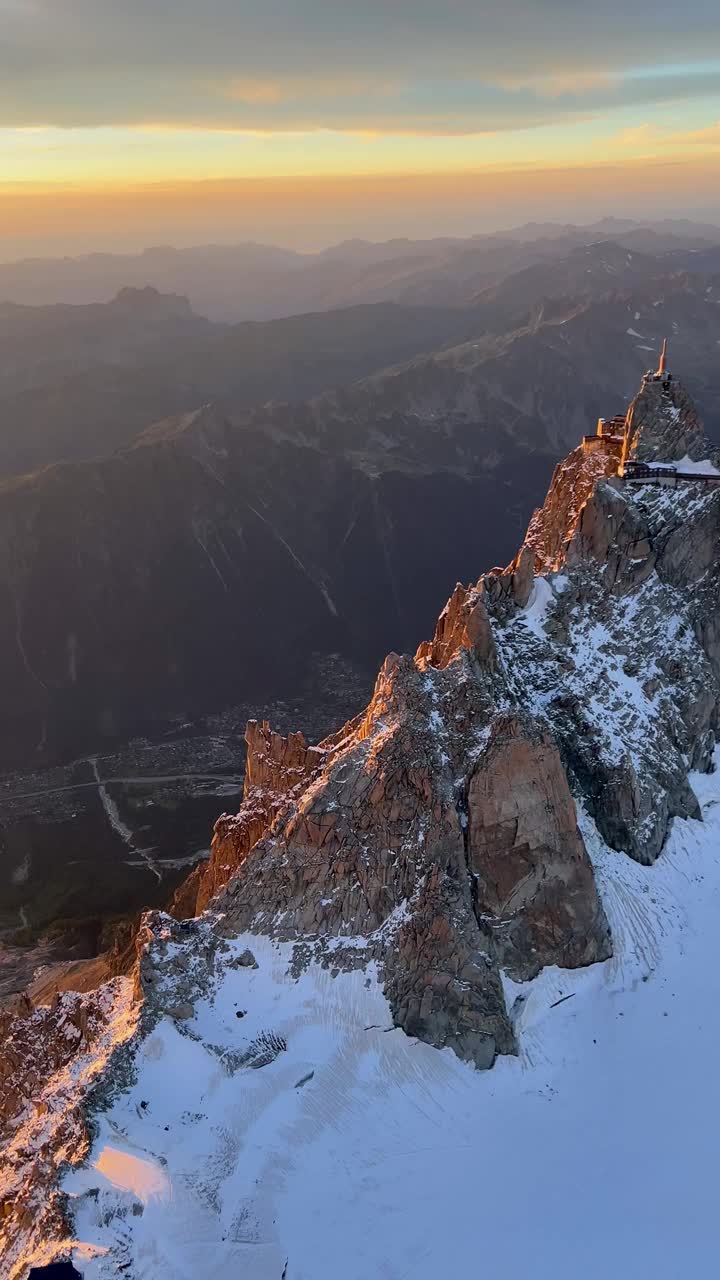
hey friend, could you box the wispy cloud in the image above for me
[223,82,288,107]
[674,119,720,145]
[487,71,615,98]
[614,118,720,150]
[1,1,719,132]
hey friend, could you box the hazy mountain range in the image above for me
[1,216,719,322]
[3,225,720,770]
[2,229,720,478]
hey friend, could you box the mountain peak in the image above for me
[111,285,193,315]
[625,355,715,463]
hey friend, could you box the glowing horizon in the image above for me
[1,2,719,255]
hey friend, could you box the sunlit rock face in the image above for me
[525,441,622,571]
[171,719,330,919]
[0,980,138,1279]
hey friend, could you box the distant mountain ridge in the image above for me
[1,217,719,321]
[2,235,720,776]
[0,286,216,399]
[0,299,467,476]
[3,233,720,480]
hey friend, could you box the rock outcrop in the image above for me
[625,372,709,463]
[0,980,137,1278]
[526,440,622,571]
[173,719,335,917]
[467,715,609,978]
[212,648,609,1068]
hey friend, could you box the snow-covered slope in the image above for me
[57,752,720,1280]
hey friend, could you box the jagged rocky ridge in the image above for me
[1,368,718,1273]
[171,368,719,1066]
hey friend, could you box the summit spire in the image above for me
[657,337,668,377]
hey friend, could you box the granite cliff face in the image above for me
[2,366,719,1274]
[172,721,328,919]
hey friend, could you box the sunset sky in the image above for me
[2,0,720,255]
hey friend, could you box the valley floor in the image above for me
[0,655,372,995]
[62,752,720,1279]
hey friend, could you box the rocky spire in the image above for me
[624,366,715,464]
[656,336,668,377]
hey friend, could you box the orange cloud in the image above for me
[613,119,720,152]
[676,119,720,146]
[221,74,398,106]
[487,71,614,98]
[224,80,287,105]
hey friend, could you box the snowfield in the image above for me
[64,753,720,1280]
